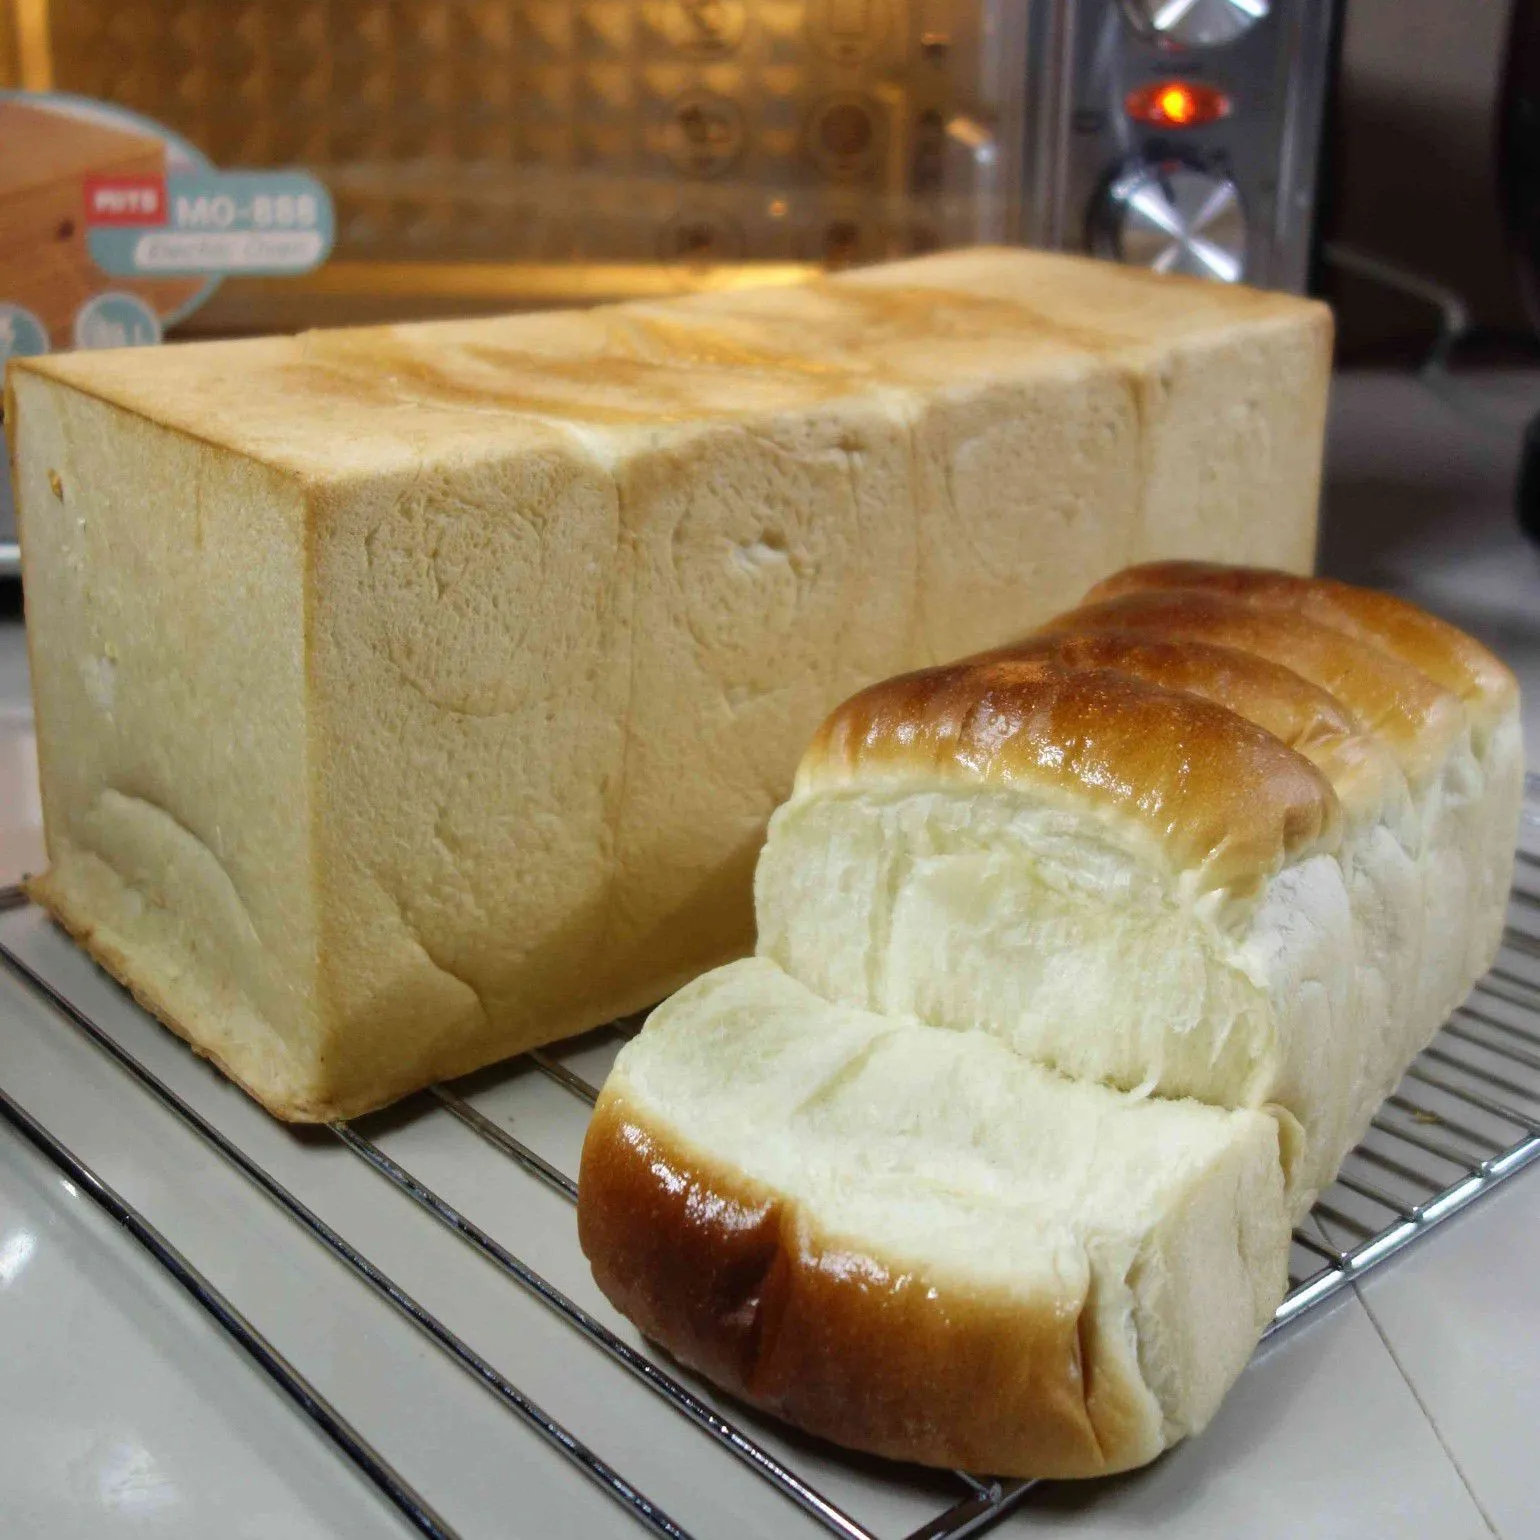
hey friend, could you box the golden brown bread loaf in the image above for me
[1055,585,1467,788]
[970,630,1403,824]
[1085,561,1518,733]
[796,646,1344,891]
[581,959,1289,1479]
[761,562,1523,1200]
[10,250,1331,1120]
[580,563,1522,1478]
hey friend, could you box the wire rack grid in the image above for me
[1,781,1539,1539]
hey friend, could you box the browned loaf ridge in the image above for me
[579,563,1522,1478]
[12,249,1330,1120]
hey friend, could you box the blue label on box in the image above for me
[73,292,162,349]
[0,303,50,361]
[88,172,335,278]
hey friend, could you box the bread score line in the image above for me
[580,563,1522,1478]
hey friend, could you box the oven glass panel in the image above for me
[19,0,1032,323]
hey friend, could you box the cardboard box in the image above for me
[0,100,203,346]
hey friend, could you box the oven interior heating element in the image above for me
[2,777,1539,1538]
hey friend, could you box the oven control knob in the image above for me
[1093,161,1247,282]
[1121,0,1269,48]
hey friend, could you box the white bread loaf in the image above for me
[758,563,1523,1209]
[580,956,1290,1479]
[579,565,1521,1474]
[10,251,1330,1120]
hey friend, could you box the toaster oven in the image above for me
[0,0,1335,573]
[1,0,1338,335]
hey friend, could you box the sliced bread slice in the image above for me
[579,957,1290,1478]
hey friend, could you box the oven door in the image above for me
[9,0,1040,332]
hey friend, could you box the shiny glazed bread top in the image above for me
[797,562,1516,891]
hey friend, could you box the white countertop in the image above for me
[1,369,1538,1539]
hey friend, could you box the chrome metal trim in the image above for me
[1484,961,1540,994]
[1354,1140,1455,1190]
[429,1085,579,1202]
[1038,0,1078,251]
[1456,1003,1540,1051]
[528,1050,600,1106]
[1290,1230,1344,1264]
[1445,1017,1540,1071]
[1333,1173,1414,1219]
[1312,1201,1373,1238]
[1501,926,1540,959]
[902,1481,1037,1540]
[1382,1095,1505,1155]
[1268,0,1336,289]
[1413,1051,1540,1125]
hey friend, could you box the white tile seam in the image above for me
[1351,1281,1502,1540]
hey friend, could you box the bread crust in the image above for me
[798,652,1341,891]
[24,866,331,1121]
[582,564,1521,1480]
[13,246,1332,1126]
[971,630,1401,825]
[578,1090,1156,1478]
[1056,587,1467,789]
[794,561,1485,887]
[26,860,711,1124]
[1086,562,1518,729]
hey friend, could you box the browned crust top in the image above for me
[578,1092,1153,1478]
[1086,562,1516,729]
[797,649,1341,889]
[581,566,1510,1477]
[970,630,1400,825]
[1050,587,1467,788]
[792,566,1502,884]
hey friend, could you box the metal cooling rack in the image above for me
[2,781,1540,1538]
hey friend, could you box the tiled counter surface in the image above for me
[0,369,1536,1538]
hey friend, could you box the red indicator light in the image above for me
[1125,80,1231,129]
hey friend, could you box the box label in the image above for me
[0,89,336,353]
[88,171,335,277]
[84,175,169,226]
